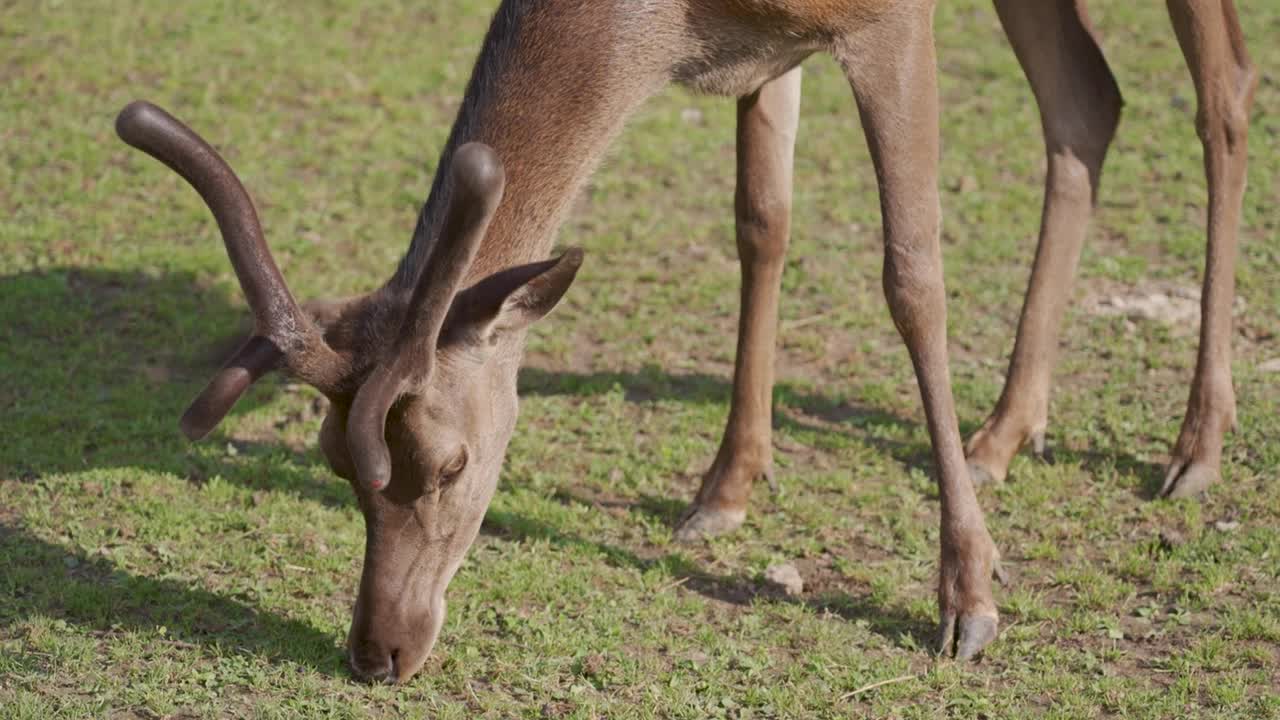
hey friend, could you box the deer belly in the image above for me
[673,44,816,96]
[723,0,898,30]
[665,0,898,96]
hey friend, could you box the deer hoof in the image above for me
[1159,459,1218,500]
[673,505,745,542]
[936,612,999,661]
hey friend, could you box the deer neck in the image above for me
[392,2,667,292]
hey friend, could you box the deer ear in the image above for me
[444,248,583,347]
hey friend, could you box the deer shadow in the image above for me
[0,267,354,675]
[517,365,938,481]
[0,266,351,507]
[1024,445,1166,501]
[517,365,1167,501]
[480,508,934,650]
[0,522,346,675]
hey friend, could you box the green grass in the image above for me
[3,1,1279,717]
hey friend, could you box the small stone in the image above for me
[686,244,711,261]
[680,107,704,125]
[1213,519,1240,533]
[684,650,711,667]
[763,562,804,596]
[1258,358,1280,373]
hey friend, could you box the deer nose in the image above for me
[348,646,400,684]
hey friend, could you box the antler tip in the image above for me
[355,451,393,492]
[452,142,505,200]
[178,407,216,442]
[115,100,164,142]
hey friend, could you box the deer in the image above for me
[115,0,1254,684]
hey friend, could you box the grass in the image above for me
[2,1,1279,717]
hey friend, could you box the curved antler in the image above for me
[116,100,347,439]
[346,142,505,490]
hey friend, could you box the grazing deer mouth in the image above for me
[347,645,398,685]
[345,583,448,684]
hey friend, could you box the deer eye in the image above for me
[440,449,467,483]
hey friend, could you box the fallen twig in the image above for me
[657,576,690,593]
[838,674,917,701]
[782,312,829,331]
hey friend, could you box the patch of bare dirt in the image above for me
[1083,282,1247,332]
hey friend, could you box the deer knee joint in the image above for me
[1045,150,1100,206]
[735,191,792,264]
[882,253,944,338]
[1195,70,1253,155]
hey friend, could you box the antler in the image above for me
[116,101,348,439]
[346,142,505,490]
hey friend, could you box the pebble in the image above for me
[764,562,804,596]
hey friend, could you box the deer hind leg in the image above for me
[675,66,802,541]
[836,7,1002,660]
[965,0,1122,486]
[1159,0,1255,499]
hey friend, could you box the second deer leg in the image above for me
[1160,0,1255,499]
[675,66,801,541]
[966,0,1122,485]
[838,6,1002,660]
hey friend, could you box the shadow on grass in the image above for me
[0,522,347,677]
[1032,446,1167,500]
[480,508,933,649]
[0,268,360,677]
[518,365,937,478]
[0,266,1156,509]
[0,267,352,508]
[0,267,260,474]
[519,365,1170,501]
[978,443,1169,504]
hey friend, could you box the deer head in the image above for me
[116,101,582,683]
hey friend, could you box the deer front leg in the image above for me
[965,0,1123,486]
[676,67,802,541]
[1160,0,1255,499]
[837,7,1001,659]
